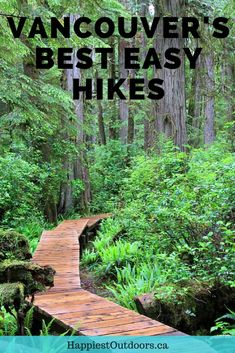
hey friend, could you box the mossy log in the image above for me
[0,282,24,308]
[0,260,55,296]
[0,228,56,335]
[134,281,235,334]
[0,229,31,261]
[134,293,159,319]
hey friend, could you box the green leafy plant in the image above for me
[93,218,122,253]
[81,249,98,266]
[0,308,17,336]
[97,240,140,276]
[211,309,235,336]
[106,262,170,310]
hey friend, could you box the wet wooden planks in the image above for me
[33,289,181,336]
[32,219,89,292]
[32,214,185,336]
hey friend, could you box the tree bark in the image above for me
[119,37,129,144]
[20,0,58,222]
[222,50,234,123]
[221,42,234,150]
[189,50,203,147]
[203,53,215,145]
[109,36,119,140]
[98,101,106,145]
[96,71,106,145]
[141,0,155,151]
[153,0,187,151]
[127,36,135,145]
[59,14,91,213]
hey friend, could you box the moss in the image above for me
[0,282,24,307]
[135,280,235,334]
[0,228,55,334]
[0,260,55,296]
[0,229,31,261]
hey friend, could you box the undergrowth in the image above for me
[84,137,235,318]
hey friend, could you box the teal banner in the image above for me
[0,337,234,353]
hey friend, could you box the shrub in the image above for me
[92,139,234,310]
[88,140,130,212]
[106,262,170,310]
[0,154,43,226]
[97,240,140,276]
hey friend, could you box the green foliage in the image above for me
[24,307,34,335]
[106,262,171,310]
[82,249,98,266]
[40,318,55,336]
[0,308,17,336]
[97,241,140,276]
[88,141,130,212]
[0,155,43,226]
[16,219,52,254]
[211,309,235,336]
[88,138,234,309]
[93,218,122,252]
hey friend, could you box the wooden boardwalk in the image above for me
[32,214,184,336]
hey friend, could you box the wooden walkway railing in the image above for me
[32,214,184,336]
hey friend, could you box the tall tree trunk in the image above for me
[221,47,234,149]
[222,50,234,123]
[20,0,58,222]
[119,36,129,144]
[98,101,106,145]
[59,14,91,213]
[119,0,131,144]
[95,70,106,145]
[127,36,135,145]
[203,53,215,145]
[189,50,203,147]
[141,0,156,151]
[153,0,187,151]
[58,70,74,214]
[109,36,118,140]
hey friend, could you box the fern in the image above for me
[24,307,34,334]
[40,318,55,336]
[0,309,17,336]
[211,308,235,336]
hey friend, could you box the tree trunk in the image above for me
[59,14,91,213]
[109,36,118,140]
[119,37,129,144]
[189,49,203,147]
[127,36,135,145]
[98,101,106,145]
[221,48,234,149]
[153,0,187,151]
[96,71,106,145]
[222,51,234,123]
[193,55,203,133]
[140,1,152,151]
[203,53,215,145]
[21,0,57,222]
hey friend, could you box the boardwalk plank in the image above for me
[32,214,184,336]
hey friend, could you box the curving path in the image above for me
[32,214,185,336]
